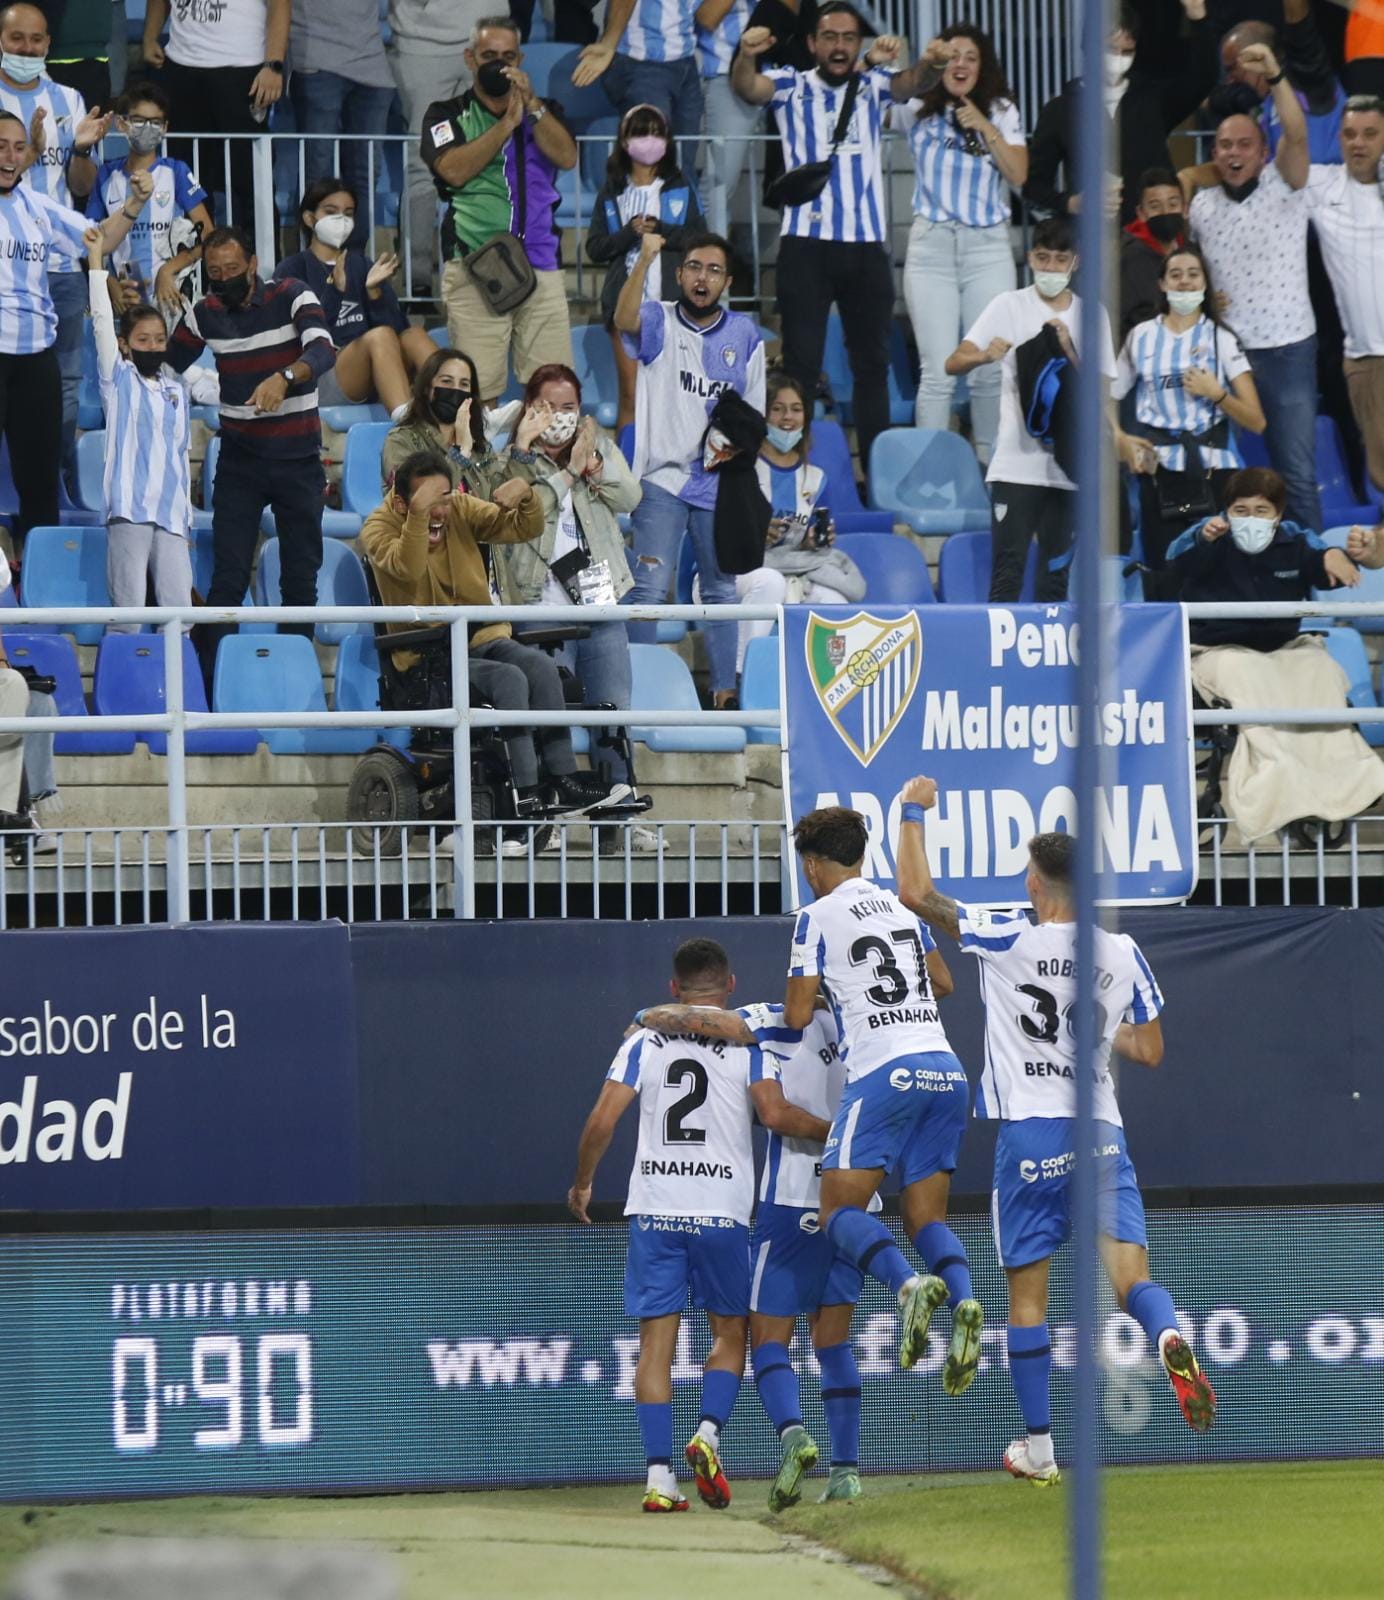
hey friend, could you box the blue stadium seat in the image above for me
[75,429,105,512]
[2,631,135,753]
[822,313,916,427]
[1300,622,1384,747]
[94,633,259,754]
[833,532,935,603]
[937,530,1035,603]
[808,418,894,532]
[1315,525,1384,634]
[19,526,111,643]
[570,323,619,428]
[581,116,619,192]
[1235,417,1381,528]
[740,634,780,744]
[213,633,375,753]
[334,632,407,750]
[520,45,613,126]
[204,436,361,539]
[342,420,392,515]
[867,428,991,536]
[256,536,370,644]
[628,643,746,751]
[320,403,389,433]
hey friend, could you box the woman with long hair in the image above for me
[899,26,1028,461]
[380,346,510,499]
[1115,244,1266,584]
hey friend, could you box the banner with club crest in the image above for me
[781,602,1197,908]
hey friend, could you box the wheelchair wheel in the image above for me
[347,748,422,857]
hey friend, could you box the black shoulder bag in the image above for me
[765,71,861,210]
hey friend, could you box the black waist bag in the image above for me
[765,72,859,210]
[464,127,537,313]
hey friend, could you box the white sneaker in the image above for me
[1003,1438,1061,1485]
[31,830,58,856]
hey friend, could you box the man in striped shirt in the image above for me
[166,225,336,681]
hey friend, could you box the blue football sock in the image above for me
[699,1366,742,1432]
[1006,1323,1052,1435]
[816,1341,861,1468]
[1126,1280,1179,1348]
[827,1207,917,1295]
[752,1342,802,1437]
[637,1400,672,1467]
[914,1221,973,1305]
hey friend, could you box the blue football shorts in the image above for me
[991,1117,1148,1269]
[821,1052,969,1186]
[749,1202,864,1317]
[623,1214,751,1319]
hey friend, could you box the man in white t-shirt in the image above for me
[946,215,1127,602]
[1185,42,1320,530]
[142,0,287,230]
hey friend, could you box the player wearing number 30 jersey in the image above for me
[567,938,831,1514]
[785,807,986,1399]
[896,778,1217,1487]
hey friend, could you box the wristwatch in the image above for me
[264,59,285,73]
[280,366,298,385]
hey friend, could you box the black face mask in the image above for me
[1223,175,1260,203]
[678,291,719,323]
[816,62,854,88]
[430,387,469,423]
[1147,213,1184,243]
[477,60,512,100]
[130,347,165,378]
[213,271,252,308]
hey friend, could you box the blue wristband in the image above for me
[633,1009,647,1027]
[901,803,927,825]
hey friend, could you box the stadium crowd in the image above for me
[1,0,1383,855]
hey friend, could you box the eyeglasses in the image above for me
[125,117,167,131]
[683,261,726,278]
[816,29,861,44]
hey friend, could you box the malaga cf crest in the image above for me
[804,611,922,767]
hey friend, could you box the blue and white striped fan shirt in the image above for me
[902,97,1024,228]
[765,66,894,244]
[1114,316,1249,472]
[624,0,697,63]
[87,156,209,301]
[696,0,751,77]
[0,185,89,354]
[0,77,88,273]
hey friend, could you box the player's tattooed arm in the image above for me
[635,1004,755,1044]
[895,776,961,941]
[750,1080,832,1143]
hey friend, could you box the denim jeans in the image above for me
[1245,336,1324,533]
[602,53,704,150]
[902,216,1015,463]
[49,270,86,491]
[289,72,398,250]
[559,620,633,784]
[703,74,762,239]
[623,478,738,693]
[24,689,57,802]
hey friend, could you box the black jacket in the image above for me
[1014,322,1079,483]
[1168,518,1334,651]
[1118,223,1180,343]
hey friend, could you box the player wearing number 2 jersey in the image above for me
[568,938,831,1513]
[896,777,1217,1486]
[785,807,986,1401]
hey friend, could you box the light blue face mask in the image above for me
[1,52,45,84]
[766,424,803,451]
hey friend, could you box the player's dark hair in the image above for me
[117,80,171,119]
[1136,166,1179,202]
[391,450,453,505]
[1031,217,1075,255]
[672,937,731,988]
[203,224,255,261]
[793,806,868,867]
[1028,832,1074,889]
[1223,466,1287,515]
[679,231,733,270]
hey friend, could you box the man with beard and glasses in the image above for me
[165,225,337,688]
[1187,43,1321,532]
[0,109,147,558]
[614,228,764,710]
[731,3,920,473]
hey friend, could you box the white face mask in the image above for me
[540,409,580,447]
[1,51,44,84]
[1167,289,1205,316]
[1229,514,1277,554]
[313,214,354,249]
[1104,51,1132,84]
[1033,270,1072,299]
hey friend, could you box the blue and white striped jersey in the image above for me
[0,76,87,272]
[788,877,952,1082]
[1113,316,1250,472]
[900,97,1024,228]
[607,1022,773,1223]
[624,0,697,63]
[86,157,209,302]
[0,186,88,354]
[764,66,894,244]
[953,903,1162,1126]
[696,0,751,77]
[89,270,191,537]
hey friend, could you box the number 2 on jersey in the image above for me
[663,1059,708,1144]
[850,930,930,1006]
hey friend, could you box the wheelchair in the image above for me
[345,559,652,856]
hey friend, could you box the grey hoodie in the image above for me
[387,0,490,54]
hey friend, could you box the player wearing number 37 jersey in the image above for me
[785,807,986,1399]
[567,938,831,1514]
[895,777,1217,1487]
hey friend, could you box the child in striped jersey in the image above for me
[85,227,193,633]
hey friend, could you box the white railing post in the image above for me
[163,618,192,926]
[450,617,475,919]
[252,134,278,270]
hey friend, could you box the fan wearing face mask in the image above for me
[382,345,515,503]
[85,82,213,329]
[275,177,439,420]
